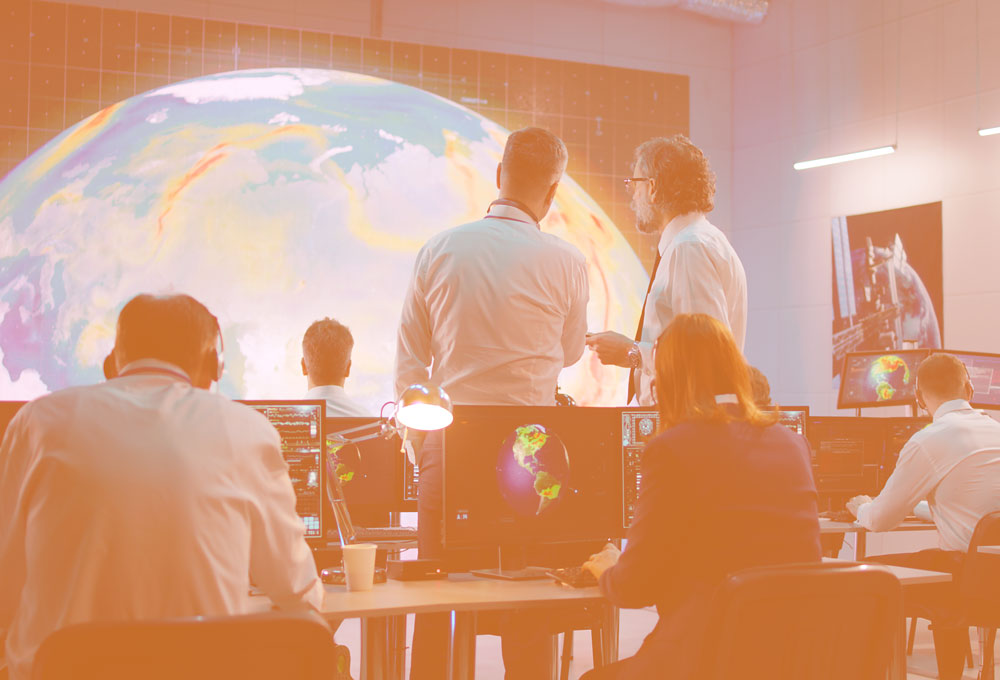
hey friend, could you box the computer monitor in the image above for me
[0,401,26,444]
[771,405,809,437]
[806,417,885,498]
[837,349,931,409]
[325,417,405,523]
[621,408,660,529]
[880,417,931,491]
[443,406,624,552]
[934,350,1000,410]
[240,400,325,540]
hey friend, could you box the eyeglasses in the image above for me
[623,177,652,193]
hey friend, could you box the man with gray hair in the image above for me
[395,127,589,679]
[586,134,747,406]
[302,317,368,417]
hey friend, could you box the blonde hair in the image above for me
[654,314,777,430]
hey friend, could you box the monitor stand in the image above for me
[470,545,551,581]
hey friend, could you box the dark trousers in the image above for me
[409,432,554,680]
[867,549,967,680]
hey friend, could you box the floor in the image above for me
[335,607,998,679]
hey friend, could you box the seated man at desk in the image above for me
[581,314,822,680]
[847,352,1000,680]
[303,317,369,417]
[0,294,323,680]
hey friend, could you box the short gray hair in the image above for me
[502,127,568,186]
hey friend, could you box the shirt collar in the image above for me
[657,212,704,255]
[486,200,540,228]
[306,384,347,398]
[115,358,192,383]
[932,399,974,420]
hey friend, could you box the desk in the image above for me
[819,518,937,559]
[253,575,605,680]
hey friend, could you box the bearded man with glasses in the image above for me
[586,135,747,406]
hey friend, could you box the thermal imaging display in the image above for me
[838,349,931,409]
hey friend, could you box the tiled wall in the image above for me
[731,0,1000,414]
[0,0,691,264]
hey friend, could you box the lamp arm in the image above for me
[327,418,401,444]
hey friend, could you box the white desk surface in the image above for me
[251,560,949,619]
[818,518,936,534]
[822,557,951,586]
[978,545,1000,555]
[252,574,603,620]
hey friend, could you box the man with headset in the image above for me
[0,293,323,680]
[848,352,1000,680]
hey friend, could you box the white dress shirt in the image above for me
[0,360,323,680]
[856,399,1000,552]
[395,202,589,406]
[634,212,748,405]
[305,384,370,417]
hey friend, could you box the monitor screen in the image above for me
[325,417,405,522]
[880,417,931,490]
[936,350,1000,409]
[806,417,885,496]
[621,409,660,529]
[443,406,624,550]
[838,349,931,409]
[772,406,809,437]
[240,401,325,540]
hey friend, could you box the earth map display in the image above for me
[0,68,647,409]
[496,424,571,517]
[867,354,912,401]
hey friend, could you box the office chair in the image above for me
[699,562,902,680]
[32,611,348,680]
[961,510,1000,680]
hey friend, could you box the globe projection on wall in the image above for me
[0,68,646,408]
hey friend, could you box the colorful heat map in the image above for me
[868,355,911,401]
[0,69,647,409]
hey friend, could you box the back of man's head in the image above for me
[113,293,220,381]
[634,134,715,215]
[302,317,354,386]
[499,127,568,202]
[917,353,971,402]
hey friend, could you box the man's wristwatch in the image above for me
[627,342,642,369]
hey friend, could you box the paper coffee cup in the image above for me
[342,543,377,591]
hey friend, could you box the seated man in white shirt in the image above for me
[302,317,369,417]
[847,352,1000,680]
[0,293,324,680]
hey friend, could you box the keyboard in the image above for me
[353,526,418,542]
[819,510,856,523]
[547,566,599,589]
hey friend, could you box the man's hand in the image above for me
[846,495,873,518]
[582,542,621,580]
[585,331,634,367]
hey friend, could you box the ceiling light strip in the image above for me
[792,145,896,171]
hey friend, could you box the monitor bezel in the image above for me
[931,349,1000,410]
[837,349,932,410]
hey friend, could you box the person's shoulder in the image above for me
[539,231,586,265]
[191,391,280,441]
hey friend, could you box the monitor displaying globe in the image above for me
[442,405,623,551]
[837,349,931,409]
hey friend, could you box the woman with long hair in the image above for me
[581,313,821,679]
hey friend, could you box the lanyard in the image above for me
[485,199,540,227]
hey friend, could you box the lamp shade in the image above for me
[395,383,454,431]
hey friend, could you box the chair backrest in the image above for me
[700,562,902,680]
[961,510,1000,626]
[32,611,340,680]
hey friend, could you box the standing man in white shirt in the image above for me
[395,127,589,680]
[302,317,369,417]
[847,353,1000,680]
[0,294,323,680]
[585,135,747,406]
